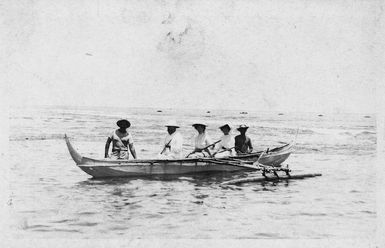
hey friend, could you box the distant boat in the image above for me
[364,115,371,118]
[278,113,284,116]
[240,112,248,114]
[206,111,211,113]
[318,114,323,117]
[157,110,162,112]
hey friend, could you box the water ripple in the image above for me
[8,106,376,239]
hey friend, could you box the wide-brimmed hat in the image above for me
[237,124,249,130]
[192,122,207,127]
[165,120,180,128]
[219,124,231,130]
[116,119,131,128]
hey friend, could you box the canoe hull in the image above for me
[78,161,246,178]
[64,135,293,178]
[229,143,294,166]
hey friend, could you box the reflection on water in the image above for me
[8,106,376,239]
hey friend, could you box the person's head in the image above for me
[167,126,177,134]
[237,124,249,135]
[192,123,207,134]
[165,120,179,135]
[116,119,131,130]
[219,124,231,135]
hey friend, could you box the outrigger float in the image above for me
[64,135,321,183]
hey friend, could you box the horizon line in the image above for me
[8,103,376,116]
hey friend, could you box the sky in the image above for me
[2,0,383,113]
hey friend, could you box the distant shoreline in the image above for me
[8,104,375,116]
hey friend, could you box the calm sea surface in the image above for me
[7,106,376,239]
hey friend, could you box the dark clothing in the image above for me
[235,135,253,154]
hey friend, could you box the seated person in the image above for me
[235,124,253,154]
[188,122,214,158]
[158,120,184,159]
[213,124,235,158]
[105,119,137,159]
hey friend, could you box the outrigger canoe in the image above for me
[64,135,294,178]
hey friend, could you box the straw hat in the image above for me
[116,119,131,128]
[237,124,249,130]
[192,122,207,127]
[165,120,180,128]
[219,124,231,130]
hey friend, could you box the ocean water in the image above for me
[7,106,376,239]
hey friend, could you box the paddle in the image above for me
[203,157,272,171]
[160,139,172,155]
[185,140,221,158]
[211,146,235,157]
[200,158,254,168]
[214,147,267,168]
[220,157,254,163]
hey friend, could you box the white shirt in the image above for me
[193,133,213,149]
[162,131,184,159]
[110,130,133,151]
[215,134,235,151]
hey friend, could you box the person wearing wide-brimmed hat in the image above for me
[158,120,184,159]
[187,122,214,158]
[105,119,137,159]
[235,124,253,154]
[213,124,235,158]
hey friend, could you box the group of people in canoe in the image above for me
[104,119,253,160]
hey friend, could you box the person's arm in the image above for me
[230,136,236,155]
[165,142,171,149]
[203,147,211,156]
[105,137,112,158]
[213,140,221,152]
[248,138,253,153]
[159,136,169,155]
[127,133,137,159]
[193,148,201,153]
[129,143,137,159]
[164,137,171,152]
[234,136,241,153]
[191,137,199,153]
[203,135,213,155]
